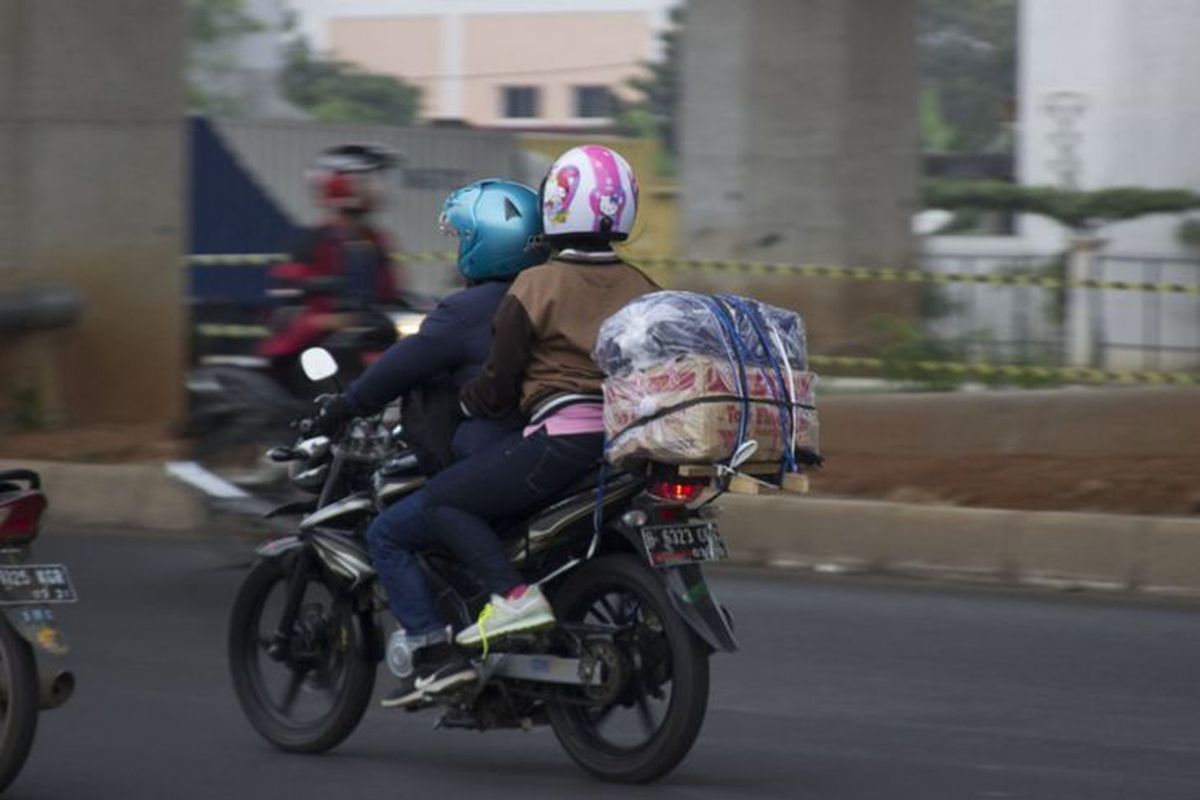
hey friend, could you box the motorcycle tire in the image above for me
[0,617,39,793]
[228,555,376,754]
[546,554,710,784]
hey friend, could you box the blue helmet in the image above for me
[439,179,547,281]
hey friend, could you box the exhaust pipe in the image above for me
[39,669,75,710]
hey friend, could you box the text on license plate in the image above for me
[0,564,78,605]
[640,523,728,567]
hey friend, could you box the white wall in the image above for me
[1018,0,1200,255]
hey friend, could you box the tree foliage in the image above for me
[623,2,1016,162]
[618,6,684,166]
[924,179,1200,231]
[279,39,420,126]
[918,0,1017,153]
[186,0,264,114]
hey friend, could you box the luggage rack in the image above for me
[675,462,809,496]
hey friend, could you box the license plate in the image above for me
[640,522,727,567]
[0,564,77,605]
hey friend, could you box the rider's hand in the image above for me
[311,393,356,436]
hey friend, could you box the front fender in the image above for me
[256,534,304,559]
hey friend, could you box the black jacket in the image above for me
[346,280,517,472]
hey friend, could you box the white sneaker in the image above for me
[456,584,555,647]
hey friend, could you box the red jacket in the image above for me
[258,223,398,358]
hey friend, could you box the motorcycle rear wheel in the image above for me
[0,617,39,793]
[546,554,710,783]
[228,555,376,753]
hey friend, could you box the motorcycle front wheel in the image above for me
[546,554,710,784]
[228,553,376,753]
[0,616,39,793]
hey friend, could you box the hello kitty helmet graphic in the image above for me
[540,145,639,245]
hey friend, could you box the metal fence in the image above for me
[919,250,1200,373]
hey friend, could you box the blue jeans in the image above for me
[366,429,604,636]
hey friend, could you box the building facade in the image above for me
[289,0,679,129]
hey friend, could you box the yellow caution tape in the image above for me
[185,251,455,267]
[633,257,1200,295]
[194,323,271,338]
[186,326,1199,385]
[809,355,1199,386]
[184,252,1200,295]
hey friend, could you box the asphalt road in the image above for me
[8,528,1200,799]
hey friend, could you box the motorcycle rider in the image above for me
[258,143,400,391]
[311,180,550,708]
[374,145,656,708]
[313,179,547,464]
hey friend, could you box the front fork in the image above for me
[267,548,315,661]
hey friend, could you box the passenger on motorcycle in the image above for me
[373,145,656,708]
[258,143,401,390]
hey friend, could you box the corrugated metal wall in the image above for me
[213,119,538,294]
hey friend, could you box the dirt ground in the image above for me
[808,452,1200,517]
[3,423,1198,517]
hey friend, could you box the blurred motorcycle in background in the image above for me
[183,283,427,487]
[0,470,76,793]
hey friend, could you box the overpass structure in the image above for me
[0,0,918,429]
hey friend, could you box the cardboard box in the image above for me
[604,355,819,466]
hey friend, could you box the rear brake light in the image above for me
[648,479,708,504]
[0,493,47,541]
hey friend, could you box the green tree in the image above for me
[279,39,420,126]
[618,6,684,171]
[623,2,1016,164]
[923,180,1200,232]
[918,0,1018,153]
[186,0,264,115]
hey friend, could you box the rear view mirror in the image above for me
[300,347,339,383]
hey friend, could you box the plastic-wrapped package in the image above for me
[595,291,807,377]
[595,291,819,468]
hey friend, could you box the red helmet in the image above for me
[309,143,398,213]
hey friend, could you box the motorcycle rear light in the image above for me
[648,479,708,504]
[0,492,47,541]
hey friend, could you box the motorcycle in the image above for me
[0,470,77,793]
[185,298,425,485]
[226,348,741,783]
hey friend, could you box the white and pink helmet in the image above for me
[541,145,639,242]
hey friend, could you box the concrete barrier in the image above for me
[2,460,206,532]
[6,458,1200,597]
[717,494,1200,596]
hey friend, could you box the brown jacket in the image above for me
[461,257,657,419]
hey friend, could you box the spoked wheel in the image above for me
[0,617,38,793]
[546,554,709,783]
[228,554,376,753]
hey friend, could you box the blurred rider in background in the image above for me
[258,143,400,391]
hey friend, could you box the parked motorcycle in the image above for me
[0,470,76,793]
[227,348,740,783]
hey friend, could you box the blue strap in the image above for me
[720,295,797,475]
[700,296,752,461]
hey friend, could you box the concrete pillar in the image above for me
[679,0,920,353]
[0,0,186,428]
